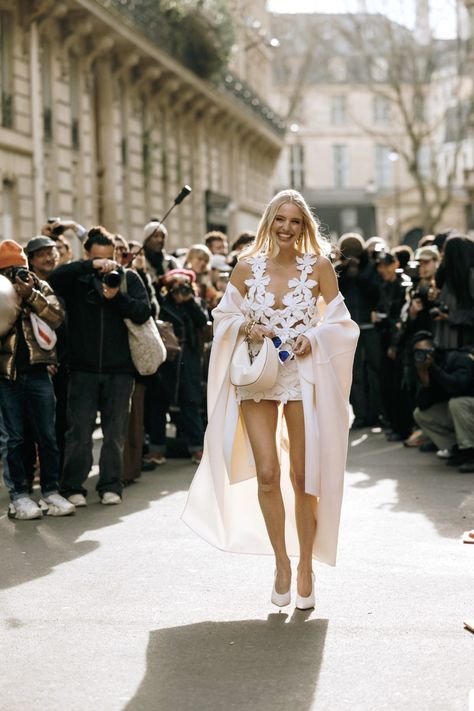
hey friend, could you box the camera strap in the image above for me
[119,271,128,295]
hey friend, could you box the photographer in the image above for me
[396,247,441,432]
[0,240,74,519]
[404,246,440,333]
[372,251,412,440]
[26,235,70,472]
[145,269,207,465]
[412,331,474,472]
[336,233,382,427]
[432,235,474,348]
[49,226,151,506]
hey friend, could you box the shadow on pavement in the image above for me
[347,428,474,539]
[126,611,328,711]
[0,461,191,592]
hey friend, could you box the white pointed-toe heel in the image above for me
[271,570,291,607]
[296,572,315,610]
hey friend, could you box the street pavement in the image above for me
[0,427,473,711]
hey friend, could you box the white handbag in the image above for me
[124,317,166,376]
[230,336,279,391]
[120,271,167,376]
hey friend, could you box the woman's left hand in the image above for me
[293,334,311,357]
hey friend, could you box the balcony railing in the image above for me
[95,0,286,137]
[222,71,286,136]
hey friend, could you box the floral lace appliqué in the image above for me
[241,253,320,353]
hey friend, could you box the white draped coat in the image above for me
[182,284,359,566]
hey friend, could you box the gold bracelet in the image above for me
[244,319,256,341]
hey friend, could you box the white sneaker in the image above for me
[8,495,43,520]
[436,448,451,459]
[39,493,76,517]
[68,493,87,507]
[100,492,122,505]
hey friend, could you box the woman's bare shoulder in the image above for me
[314,254,333,270]
[230,259,252,296]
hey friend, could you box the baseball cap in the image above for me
[25,236,57,255]
[374,251,396,265]
[414,246,440,261]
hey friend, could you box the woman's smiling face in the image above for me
[270,202,304,250]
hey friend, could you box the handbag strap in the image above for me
[119,271,128,294]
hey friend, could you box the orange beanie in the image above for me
[0,240,28,269]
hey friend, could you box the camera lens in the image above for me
[103,270,122,288]
[16,268,30,283]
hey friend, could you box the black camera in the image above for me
[172,282,193,297]
[414,347,435,364]
[410,282,430,301]
[5,266,30,283]
[429,302,449,318]
[101,268,123,289]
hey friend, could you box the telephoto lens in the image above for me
[413,348,434,364]
[15,268,30,283]
[102,269,122,288]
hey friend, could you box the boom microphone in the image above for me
[152,185,192,228]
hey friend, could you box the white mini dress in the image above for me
[236,252,320,404]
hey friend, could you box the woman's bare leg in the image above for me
[240,399,291,593]
[284,400,317,597]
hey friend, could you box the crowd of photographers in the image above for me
[0,218,253,520]
[0,216,473,521]
[336,229,474,474]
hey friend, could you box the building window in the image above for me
[341,208,358,232]
[373,95,390,124]
[333,145,349,188]
[290,144,305,190]
[413,93,425,123]
[119,80,128,166]
[69,53,80,150]
[375,145,393,188]
[331,95,347,125]
[371,57,388,82]
[0,11,14,128]
[41,44,53,142]
[417,145,431,178]
[328,57,347,82]
[142,98,152,179]
[2,179,15,240]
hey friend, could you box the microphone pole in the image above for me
[152,185,192,229]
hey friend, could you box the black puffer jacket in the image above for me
[49,261,151,374]
[417,348,474,410]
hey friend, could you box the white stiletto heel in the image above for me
[271,570,291,607]
[296,572,315,610]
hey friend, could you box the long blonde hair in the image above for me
[240,189,329,260]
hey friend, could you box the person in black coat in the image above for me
[336,233,382,427]
[49,226,151,506]
[144,269,208,465]
[373,251,412,440]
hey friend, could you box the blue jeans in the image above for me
[0,404,13,493]
[60,372,134,498]
[0,372,60,500]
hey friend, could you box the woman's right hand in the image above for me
[247,323,274,343]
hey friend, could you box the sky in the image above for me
[267,0,458,38]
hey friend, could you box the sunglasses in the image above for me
[272,336,294,364]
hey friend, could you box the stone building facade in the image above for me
[270,11,471,245]
[0,0,284,249]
